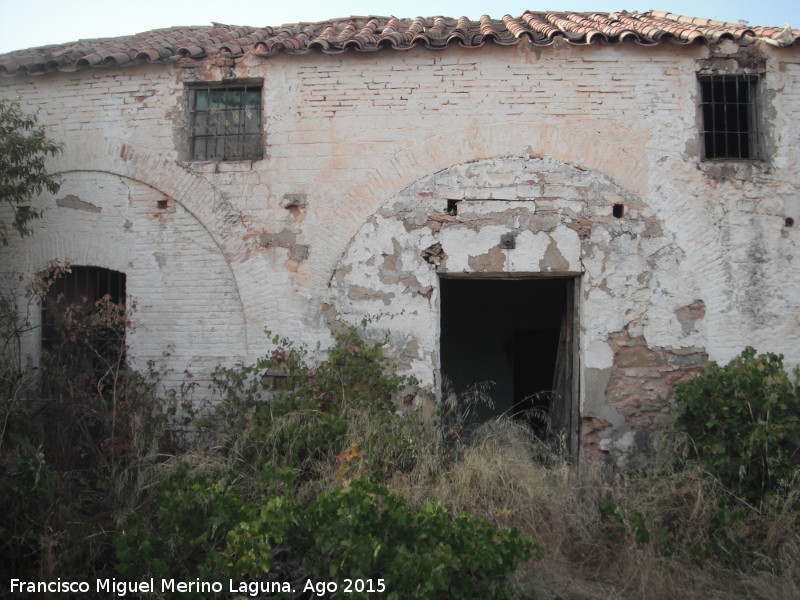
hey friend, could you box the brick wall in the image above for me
[1,39,798,465]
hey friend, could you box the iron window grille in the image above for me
[699,74,760,160]
[41,266,126,345]
[189,84,262,161]
[40,267,127,394]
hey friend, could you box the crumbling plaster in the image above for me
[1,171,247,389]
[1,39,798,465]
[327,155,716,462]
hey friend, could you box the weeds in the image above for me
[2,282,799,600]
[0,265,185,586]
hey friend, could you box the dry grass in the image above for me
[325,403,800,600]
[198,370,800,600]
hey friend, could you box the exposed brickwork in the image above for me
[1,29,798,468]
[606,331,707,425]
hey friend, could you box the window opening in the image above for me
[699,74,759,160]
[439,278,577,452]
[189,83,262,161]
[41,267,127,393]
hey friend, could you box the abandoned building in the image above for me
[1,11,798,467]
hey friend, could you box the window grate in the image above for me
[40,267,127,395]
[41,266,126,348]
[190,84,262,161]
[699,75,759,160]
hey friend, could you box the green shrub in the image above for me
[114,461,253,583]
[672,347,800,504]
[227,476,539,600]
[116,467,537,600]
[211,326,417,477]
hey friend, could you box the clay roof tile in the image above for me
[1,11,795,76]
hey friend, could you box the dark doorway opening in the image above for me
[439,277,576,447]
[42,266,126,346]
[41,266,127,394]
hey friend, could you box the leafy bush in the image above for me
[211,326,418,477]
[224,476,538,600]
[115,466,537,599]
[0,97,62,245]
[672,347,800,503]
[114,461,251,583]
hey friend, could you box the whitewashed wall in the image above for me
[1,39,798,464]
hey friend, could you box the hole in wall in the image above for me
[613,203,625,219]
[785,217,794,228]
[447,199,459,216]
[156,200,168,211]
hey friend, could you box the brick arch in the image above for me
[326,155,725,466]
[317,119,648,257]
[327,155,646,379]
[48,140,276,350]
[318,120,742,359]
[14,170,249,388]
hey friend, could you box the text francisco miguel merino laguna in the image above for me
[10,578,303,596]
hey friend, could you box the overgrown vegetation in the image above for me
[672,347,800,504]
[1,263,173,585]
[1,267,536,598]
[2,266,799,599]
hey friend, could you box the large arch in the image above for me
[326,155,711,466]
[306,119,744,364]
[5,170,248,389]
[46,138,279,352]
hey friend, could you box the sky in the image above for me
[0,1,798,55]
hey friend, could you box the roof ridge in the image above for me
[1,11,797,77]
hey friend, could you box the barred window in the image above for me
[40,266,127,394]
[699,75,760,160]
[190,84,262,161]
[41,266,126,348]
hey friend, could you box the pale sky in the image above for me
[0,1,798,55]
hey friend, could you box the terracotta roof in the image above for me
[1,11,798,76]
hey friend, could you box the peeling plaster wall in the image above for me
[1,40,798,466]
[0,171,247,390]
[327,156,712,466]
